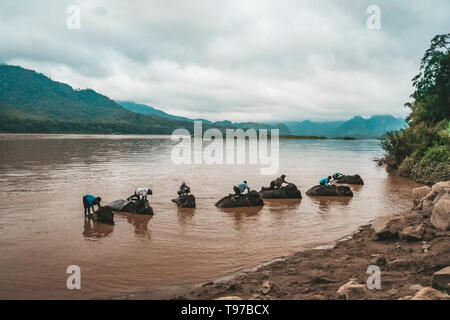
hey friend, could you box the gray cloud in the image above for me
[1,0,449,121]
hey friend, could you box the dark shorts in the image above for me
[82,196,90,209]
[233,186,241,195]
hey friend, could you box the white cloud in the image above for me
[1,0,449,121]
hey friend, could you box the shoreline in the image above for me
[174,213,448,300]
[118,182,450,300]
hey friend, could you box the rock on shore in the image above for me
[413,181,450,230]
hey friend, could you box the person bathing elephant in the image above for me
[265,174,289,190]
[232,181,250,200]
[82,194,102,218]
[319,176,332,187]
[177,182,191,196]
[128,187,153,201]
[173,182,196,208]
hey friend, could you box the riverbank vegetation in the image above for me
[378,34,450,184]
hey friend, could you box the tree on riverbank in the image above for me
[379,34,450,184]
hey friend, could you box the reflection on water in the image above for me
[264,199,302,213]
[83,220,114,240]
[0,134,421,299]
[309,196,353,212]
[115,212,153,238]
[177,208,196,227]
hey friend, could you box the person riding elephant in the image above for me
[319,176,332,187]
[269,174,289,190]
[177,182,191,196]
[232,181,250,200]
[128,187,153,201]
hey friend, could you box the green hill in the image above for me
[0,65,197,134]
[0,65,288,135]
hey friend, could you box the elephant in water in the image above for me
[306,185,353,197]
[336,174,364,185]
[106,199,154,215]
[260,183,302,199]
[172,194,196,208]
[215,190,264,208]
[91,206,114,225]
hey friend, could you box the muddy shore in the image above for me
[165,209,449,300]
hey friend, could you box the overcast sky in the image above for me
[1,0,449,122]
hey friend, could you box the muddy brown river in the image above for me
[0,134,419,299]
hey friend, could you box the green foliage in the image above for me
[421,145,450,165]
[380,34,450,184]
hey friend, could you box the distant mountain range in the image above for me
[0,64,406,137]
[284,115,406,138]
[119,100,406,138]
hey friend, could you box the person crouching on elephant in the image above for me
[128,187,153,201]
[319,176,332,187]
[232,181,250,200]
[83,194,101,218]
[177,182,191,196]
[330,172,342,184]
[269,174,289,190]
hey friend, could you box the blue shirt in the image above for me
[237,183,250,193]
[332,173,341,179]
[320,178,329,186]
[84,194,97,206]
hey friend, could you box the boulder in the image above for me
[337,280,369,300]
[259,183,302,199]
[107,199,154,215]
[432,266,450,292]
[305,185,353,197]
[409,284,424,292]
[430,199,450,230]
[433,189,450,205]
[259,281,274,295]
[172,194,196,208]
[92,206,114,225]
[336,174,364,185]
[215,190,264,208]
[410,287,450,300]
[370,215,407,240]
[398,224,424,241]
[412,186,431,207]
[432,181,450,194]
[415,181,450,211]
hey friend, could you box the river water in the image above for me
[0,134,419,299]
